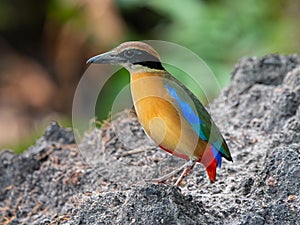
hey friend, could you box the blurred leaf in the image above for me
[47,0,83,24]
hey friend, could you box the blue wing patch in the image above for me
[165,84,207,140]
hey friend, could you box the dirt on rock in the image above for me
[0,54,300,225]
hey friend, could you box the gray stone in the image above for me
[1,54,299,225]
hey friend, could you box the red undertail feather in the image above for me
[205,159,217,182]
[200,145,219,182]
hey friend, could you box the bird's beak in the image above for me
[87,51,125,64]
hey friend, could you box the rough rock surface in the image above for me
[1,54,300,225]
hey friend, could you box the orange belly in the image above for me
[130,72,208,160]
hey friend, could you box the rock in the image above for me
[0,54,299,225]
[43,121,75,144]
[70,184,209,225]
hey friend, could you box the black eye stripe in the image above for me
[133,61,164,70]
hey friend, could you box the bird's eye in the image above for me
[124,50,135,58]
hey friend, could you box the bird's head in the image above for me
[87,41,164,72]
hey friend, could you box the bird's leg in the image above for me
[174,160,196,186]
[146,160,196,185]
[145,162,188,183]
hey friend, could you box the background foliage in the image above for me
[0,0,299,152]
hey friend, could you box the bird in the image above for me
[87,41,232,185]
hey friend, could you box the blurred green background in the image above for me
[0,0,299,152]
